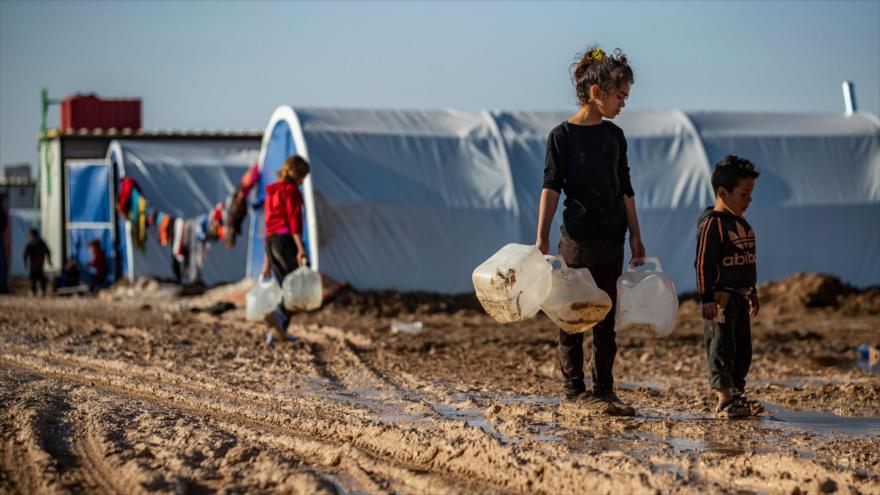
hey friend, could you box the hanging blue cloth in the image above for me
[195,214,207,242]
[131,189,140,227]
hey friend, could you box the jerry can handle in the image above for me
[627,256,662,272]
[545,255,567,270]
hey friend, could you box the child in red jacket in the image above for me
[261,155,310,343]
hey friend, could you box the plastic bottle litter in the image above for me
[390,320,424,334]
[472,243,552,323]
[540,256,612,334]
[282,266,322,311]
[857,344,880,372]
[614,257,679,338]
[245,277,283,322]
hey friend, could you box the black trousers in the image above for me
[557,234,624,396]
[266,234,299,284]
[266,234,300,317]
[29,268,47,294]
[704,291,752,391]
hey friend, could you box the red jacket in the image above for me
[264,181,303,237]
[88,249,108,283]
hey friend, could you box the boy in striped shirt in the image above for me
[695,155,762,419]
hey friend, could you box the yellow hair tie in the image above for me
[591,48,605,61]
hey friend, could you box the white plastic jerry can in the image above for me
[282,266,323,311]
[614,257,679,338]
[246,277,283,321]
[540,256,612,334]
[472,243,552,323]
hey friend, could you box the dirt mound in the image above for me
[324,289,483,317]
[757,273,868,314]
[838,286,880,315]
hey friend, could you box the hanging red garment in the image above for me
[116,177,141,220]
[211,202,224,224]
[240,162,260,197]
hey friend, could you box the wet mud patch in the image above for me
[2,277,880,494]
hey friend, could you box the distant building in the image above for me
[38,93,261,277]
[1,164,35,209]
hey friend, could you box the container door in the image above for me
[65,160,114,281]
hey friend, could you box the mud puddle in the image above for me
[761,402,880,436]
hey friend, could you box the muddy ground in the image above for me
[0,273,878,494]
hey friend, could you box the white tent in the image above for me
[108,140,259,285]
[249,106,879,293]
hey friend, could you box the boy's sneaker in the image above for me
[715,397,749,419]
[594,391,636,417]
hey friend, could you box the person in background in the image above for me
[53,258,81,290]
[261,155,310,345]
[85,239,108,291]
[23,228,51,297]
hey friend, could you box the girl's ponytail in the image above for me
[571,45,633,107]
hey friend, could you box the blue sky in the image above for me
[1,0,878,170]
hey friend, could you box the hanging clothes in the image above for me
[130,189,139,229]
[145,206,156,226]
[116,177,140,220]
[172,218,185,262]
[195,214,207,243]
[136,196,148,250]
[158,214,173,247]
[224,186,248,247]
[240,162,260,197]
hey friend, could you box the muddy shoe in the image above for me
[595,391,636,417]
[560,392,615,417]
[715,397,749,419]
[263,309,289,346]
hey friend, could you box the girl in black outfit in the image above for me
[536,46,645,417]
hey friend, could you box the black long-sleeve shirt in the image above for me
[695,207,757,304]
[543,121,634,243]
[23,238,50,272]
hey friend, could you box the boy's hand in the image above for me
[296,251,308,267]
[701,302,718,321]
[260,266,271,279]
[749,292,760,316]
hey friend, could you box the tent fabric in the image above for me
[109,140,259,285]
[250,106,879,293]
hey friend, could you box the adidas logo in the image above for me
[723,252,757,267]
[727,222,755,250]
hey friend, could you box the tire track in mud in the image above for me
[1,363,429,495]
[0,353,503,494]
[0,377,68,495]
[295,325,435,417]
[0,373,157,495]
[67,408,155,495]
[0,351,657,495]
